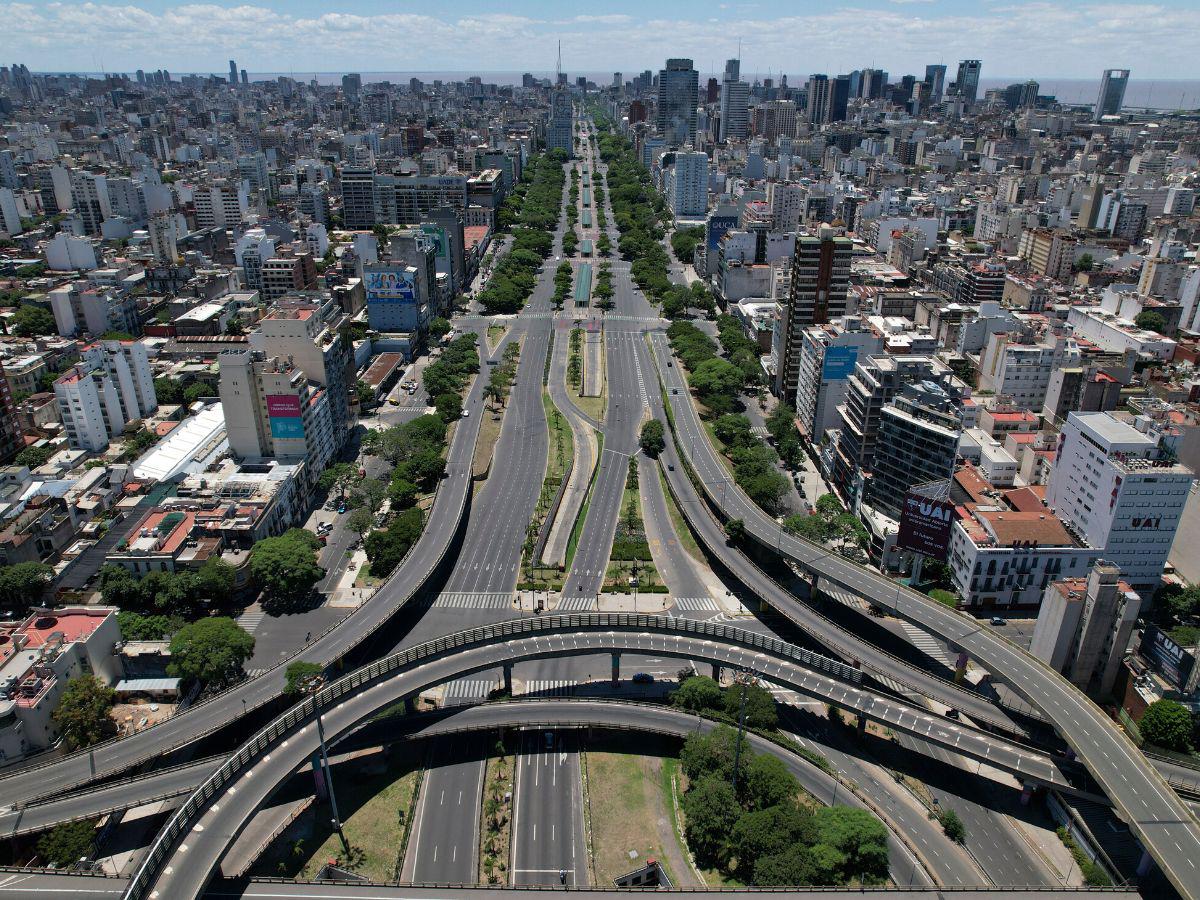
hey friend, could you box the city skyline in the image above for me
[6,0,1200,81]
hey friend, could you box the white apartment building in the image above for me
[1066,306,1176,361]
[978,329,1080,411]
[1046,412,1193,590]
[53,341,157,452]
[44,232,99,271]
[234,227,276,292]
[48,281,138,337]
[193,179,250,229]
[668,151,708,219]
[794,319,883,442]
[70,170,111,235]
[0,187,21,235]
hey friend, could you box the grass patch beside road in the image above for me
[480,739,514,885]
[486,324,508,352]
[584,750,677,887]
[257,750,419,882]
[472,404,505,483]
[604,459,662,593]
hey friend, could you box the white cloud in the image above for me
[2,1,1197,79]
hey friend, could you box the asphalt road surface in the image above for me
[510,730,587,887]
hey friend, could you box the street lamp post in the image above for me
[730,669,758,795]
[305,675,350,857]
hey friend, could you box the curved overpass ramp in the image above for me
[125,614,1084,900]
[647,332,1200,899]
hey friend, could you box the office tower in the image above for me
[1095,69,1129,118]
[1031,562,1141,696]
[342,73,362,99]
[752,100,798,142]
[547,87,573,156]
[719,62,750,142]
[241,69,248,85]
[228,60,238,85]
[54,341,158,452]
[1046,412,1193,591]
[775,226,852,397]
[806,74,850,125]
[667,151,708,218]
[924,65,946,106]
[613,72,622,89]
[656,58,699,147]
[952,59,981,103]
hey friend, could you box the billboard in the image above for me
[1141,625,1196,692]
[267,393,305,441]
[364,266,417,301]
[420,224,450,261]
[896,492,956,558]
[706,215,739,257]
[822,346,859,381]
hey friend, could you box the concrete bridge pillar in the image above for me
[611,652,620,687]
[856,715,867,737]
[503,664,513,695]
[311,754,328,800]
[710,663,723,683]
[1019,782,1034,806]
[1136,849,1154,877]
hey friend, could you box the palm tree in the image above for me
[484,382,503,410]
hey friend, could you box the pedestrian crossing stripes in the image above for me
[750,426,770,438]
[519,680,577,697]
[900,622,954,667]
[245,668,267,679]
[236,608,265,634]
[820,583,871,612]
[555,596,597,611]
[442,679,495,704]
[672,597,719,611]
[433,592,514,609]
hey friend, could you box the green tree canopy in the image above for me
[15,444,55,468]
[167,617,255,688]
[681,775,740,867]
[1139,699,1194,752]
[670,675,723,712]
[51,674,116,750]
[364,506,425,577]
[13,303,56,337]
[723,681,778,731]
[37,820,97,867]
[249,532,324,608]
[0,560,54,613]
[639,419,666,457]
[742,752,799,811]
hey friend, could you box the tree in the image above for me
[347,506,375,536]
[193,557,235,606]
[37,820,97,867]
[364,507,424,577]
[0,560,54,612]
[639,419,666,457]
[51,675,115,750]
[723,681,778,730]
[754,847,817,886]
[724,518,746,543]
[670,675,723,712]
[938,809,967,843]
[249,533,324,608]
[690,357,744,414]
[355,379,375,407]
[811,806,889,884]
[742,752,799,811]
[116,611,180,641]
[714,414,755,449]
[1139,699,1194,752]
[429,317,452,338]
[1160,583,1200,620]
[434,391,463,422]
[1076,253,1094,272]
[183,382,210,405]
[681,775,739,867]
[731,802,816,880]
[12,303,56,337]
[1135,311,1167,333]
[285,660,324,694]
[168,617,255,689]
[389,477,420,509]
[14,444,54,468]
[680,725,745,784]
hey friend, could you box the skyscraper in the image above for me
[923,64,946,105]
[228,59,238,86]
[719,58,749,142]
[342,73,362,100]
[1095,69,1129,118]
[952,59,981,103]
[656,58,698,147]
[806,74,850,125]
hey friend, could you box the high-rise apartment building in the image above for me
[1046,412,1193,590]
[667,151,708,219]
[1031,562,1141,696]
[218,349,335,488]
[805,74,850,125]
[54,341,157,452]
[793,319,884,442]
[259,254,318,303]
[0,361,23,463]
[775,227,852,397]
[235,228,276,293]
[70,170,110,235]
[547,89,573,156]
[1095,69,1129,118]
[193,179,250,229]
[342,73,362,100]
[340,166,377,229]
[866,382,962,519]
[657,59,698,147]
[48,282,139,338]
[718,58,749,143]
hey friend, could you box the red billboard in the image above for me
[266,394,302,418]
[896,492,956,558]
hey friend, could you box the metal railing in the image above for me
[123,614,856,900]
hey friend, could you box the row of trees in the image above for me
[670,225,705,264]
[785,494,870,563]
[422,333,480,402]
[593,262,614,309]
[486,343,521,409]
[666,321,745,416]
[709,413,791,513]
[677,722,889,886]
[553,261,573,308]
[98,557,235,619]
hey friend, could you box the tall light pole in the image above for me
[304,674,350,857]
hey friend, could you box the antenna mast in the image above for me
[557,40,562,80]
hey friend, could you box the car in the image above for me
[990,616,1007,626]
[671,388,679,395]
[389,398,401,406]
[632,673,654,684]
[544,730,554,749]
[667,361,673,367]
[945,708,959,719]
[667,463,674,471]
[462,409,470,418]
[337,504,346,514]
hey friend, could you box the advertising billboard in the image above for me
[706,215,739,257]
[822,346,859,381]
[266,393,305,441]
[1141,625,1196,692]
[896,492,956,557]
[364,266,417,301]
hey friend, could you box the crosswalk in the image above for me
[442,678,495,704]
[433,591,514,610]
[900,622,955,667]
[245,668,267,679]
[519,680,577,697]
[820,582,872,612]
[556,596,597,611]
[236,608,265,634]
[672,596,719,611]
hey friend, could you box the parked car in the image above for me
[990,616,1007,626]
[632,673,654,684]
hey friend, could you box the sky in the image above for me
[5,0,1200,81]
